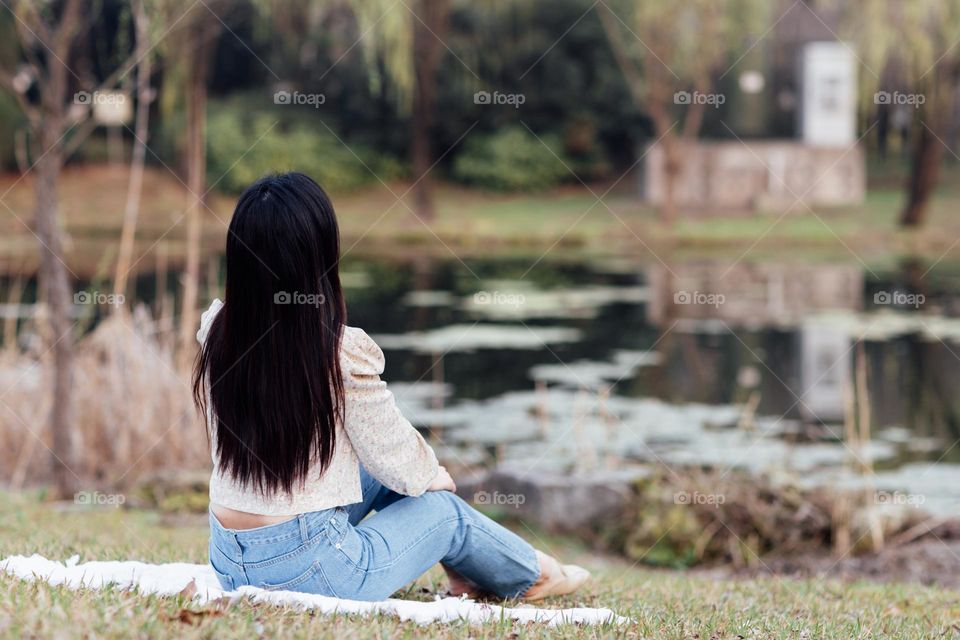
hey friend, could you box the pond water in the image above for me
[7,252,960,516]
[339,255,960,517]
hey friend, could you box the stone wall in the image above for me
[643,140,865,212]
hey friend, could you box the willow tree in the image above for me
[353,0,451,220]
[598,0,769,222]
[845,0,960,227]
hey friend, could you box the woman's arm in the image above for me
[341,328,441,496]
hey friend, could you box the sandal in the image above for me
[522,550,591,601]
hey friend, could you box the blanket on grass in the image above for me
[0,554,627,627]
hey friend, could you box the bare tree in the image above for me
[0,0,146,497]
[177,18,217,365]
[113,0,152,301]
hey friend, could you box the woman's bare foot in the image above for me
[522,550,590,601]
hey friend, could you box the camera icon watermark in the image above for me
[874,91,925,108]
[873,290,924,309]
[274,90,326,108]
[875,490,925,507]
[73,91,126,106]
[674,491,725,508]
[474,490,525,508]
[674,91,725,108]
[474,90,525,109]
[473,290,526,308]
[74,290,124,308]
[274,291,326,307]
[673,290,725,308]
[74,491,126,507]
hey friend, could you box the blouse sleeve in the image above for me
[340,327,439,496]
[197,298,224,345]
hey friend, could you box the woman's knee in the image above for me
[418,489,470,515]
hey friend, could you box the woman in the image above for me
[194,172,589,602]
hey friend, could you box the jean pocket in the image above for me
[262,561,331,594]
[211,566,235,592]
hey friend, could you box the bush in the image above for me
[206,109,403,194]
[452,126,570,191]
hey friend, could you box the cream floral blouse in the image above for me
[197,299,439,516]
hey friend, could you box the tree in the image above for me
[0,0,142,497]
[847,0,960,227]
[113,0,152,301]
[597,0,769,222]
[353,0,451,220]
[160,3,222,366]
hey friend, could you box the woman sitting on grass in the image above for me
[193,172,589,602]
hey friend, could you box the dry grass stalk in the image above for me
[0,305,207,489]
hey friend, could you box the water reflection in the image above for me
[4,254,959,512]
[341,256,960,515]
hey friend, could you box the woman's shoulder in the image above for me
[340,326,385,376]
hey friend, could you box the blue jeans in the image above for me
[208,468,540,601]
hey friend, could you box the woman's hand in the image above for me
[427,465,456,493]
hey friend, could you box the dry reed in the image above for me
[0,304,208,490]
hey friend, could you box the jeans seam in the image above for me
[347,515,467,576]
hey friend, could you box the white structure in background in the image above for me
[643,40,865,211]
[798,42,857,146]
[92,90,132,164]
[798,318,850,423]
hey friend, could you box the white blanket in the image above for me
[0,554,627,626]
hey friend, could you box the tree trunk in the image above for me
[34,133,77,498]
[410,0,450,220]
[661,134,681,224]
[900,120,945,227]
[900,63,957,228]
[113,0,151,302]
[178,25,210,364]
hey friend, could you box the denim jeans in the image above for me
[209,467,540,601]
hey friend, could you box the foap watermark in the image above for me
[875,490,925,508]
[674,491,725,507]
[274,291,326,307]
[674,290,725,308]
[473,290,526,308]
[73,90,126,106]
[474,490,525,508]
[274,90,326,108]
[474,90,525,109]
[674,90,725,108]
[74,290,124,307]
[873,290,925,309]
[874,91,925,108]
[74,491,125,507]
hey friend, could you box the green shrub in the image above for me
[452,126,570,191]
[206,110,403,194]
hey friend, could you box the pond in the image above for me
[338,255,960,517]
[7,252,960,516]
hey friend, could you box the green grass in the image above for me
[1,492,959,639]
[6,164,960,278]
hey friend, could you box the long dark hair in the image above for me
[193,172,346,495]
